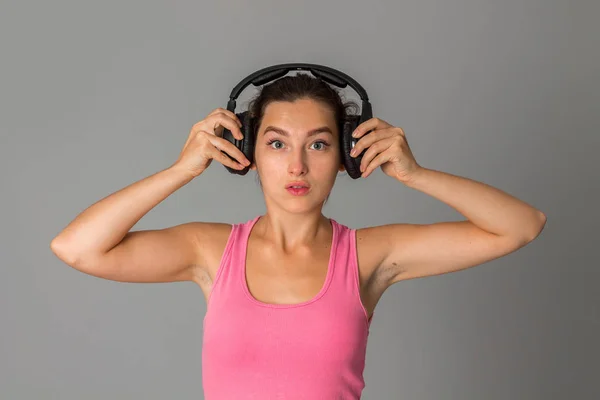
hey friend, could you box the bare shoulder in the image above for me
[188,221,233,291]
[190,221,233,272]
[353,225,400,303]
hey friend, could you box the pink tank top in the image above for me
[201,215,374,399]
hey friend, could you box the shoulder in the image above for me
[354,222,420,279]
[336,223,409,313]
[356,224,391,259]
[339,222,403,290]
[185,221,234,276]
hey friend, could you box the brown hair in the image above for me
[247,72,359,142]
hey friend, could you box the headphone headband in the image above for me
[224,63,371,118]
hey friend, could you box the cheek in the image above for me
[258,152,286,172]
[254,152,284,181]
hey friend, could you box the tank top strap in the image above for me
[328,218,373,326]
[327,218,356,293]
[204,216,260,311]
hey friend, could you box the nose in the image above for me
[287,147,308,176]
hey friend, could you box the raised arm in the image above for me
[50,166,205,283]
[50,107,249,283]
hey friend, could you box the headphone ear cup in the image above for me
[222,111,255,175]
[341,115,363,179]
[240,112,255,173]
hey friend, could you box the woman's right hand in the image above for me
[172,107,251,178]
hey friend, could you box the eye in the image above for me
[311,140,330,151]
[265,139,330,151]
[266,139,284,149]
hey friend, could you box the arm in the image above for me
[50,165,206,283]
[375,167,547,285]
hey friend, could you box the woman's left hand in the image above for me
[350,117,422,184]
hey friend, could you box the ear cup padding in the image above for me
[222,111,255,175]
[238,111,255,175]
[340,115,363,179]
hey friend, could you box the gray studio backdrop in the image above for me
[2,0,598,399]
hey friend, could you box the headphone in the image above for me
[220,63,373,179]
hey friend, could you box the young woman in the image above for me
[50,74,546,399]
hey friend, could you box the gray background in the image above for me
[2,0,598,399]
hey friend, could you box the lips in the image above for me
[285,181,310,189]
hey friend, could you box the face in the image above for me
[250,98,345,212]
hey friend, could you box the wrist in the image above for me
[167,163,200,182]
[403,166,429,187]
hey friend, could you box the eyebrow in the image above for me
[262,125,333,137]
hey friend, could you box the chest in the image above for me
[194,227,386,319]
[242,240,332,305]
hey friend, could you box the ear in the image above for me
[338,163,345,172]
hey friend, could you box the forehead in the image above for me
[260,99,337,132]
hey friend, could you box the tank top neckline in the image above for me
[240,215,338,309]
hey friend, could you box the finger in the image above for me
[218,108,244,127]
[352,117,390,139]
[359,137,394,172]
[212,114,245,140]
[362,151,390,178]
[208,107,224,116]
[351,128,396,158]
[212,147,246,170]
[210,135,251,166]
[209,108,243,128]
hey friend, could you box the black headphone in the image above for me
[220,63,373,179]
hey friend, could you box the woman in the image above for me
[50,73,547,399]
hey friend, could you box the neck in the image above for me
[254,211,331,253]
